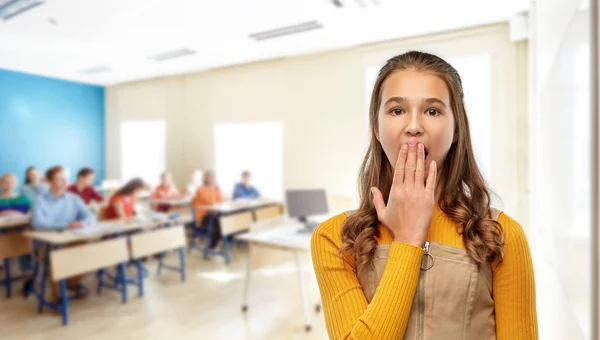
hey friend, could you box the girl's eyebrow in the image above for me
[423,97,448,108]
[384,96,448,108]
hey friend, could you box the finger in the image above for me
[415,143,425,186]
[371,187,386,218]
[404,138,417,185]
[425,161,437,195]
[392,144,408,187]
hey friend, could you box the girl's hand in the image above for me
[372,138,437,247]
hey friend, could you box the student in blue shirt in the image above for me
[32,166,95,230]
[232,170,260,200]
[31,166,95,300]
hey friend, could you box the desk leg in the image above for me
[30,249,40,297]
[136,259,144,297]
[241,249,252,312]
[118,263,128,304]
[38,245,50,314]
[157,253,165,276]
[294,252,311,332]
[59,279,68,326]
[179,248,186,282]
[96,269,105,294]
[3,258,11,298]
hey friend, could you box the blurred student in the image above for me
[31,166,95,300]
[68,168,104,205]
[0,173,31,215]
[193,171,223,249]
[20,166,49,202]
[0,172,34,296]
[185,170,203,196]
[105,178,145,220]
[232,170,260,200]
[151,172,180,212]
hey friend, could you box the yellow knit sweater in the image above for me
[311,204,538,339]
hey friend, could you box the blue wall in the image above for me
[0,69,105,186]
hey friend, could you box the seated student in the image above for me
[20,166,49,202]
[105,178,145,220]
[151,172,180,212]
[0,172,34,296]
[232,170,260,200]
[31,166,96,300]
[193,171,224,249]
[67,168,104,205]
[0,173,31,215]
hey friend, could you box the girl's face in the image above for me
[375,70,456,177]
[28,168,41,185]
[133,187,143,197]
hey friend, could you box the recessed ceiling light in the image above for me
[148,48,197,62]
[79,65,111,75]
[0,0,45,21]
[249,21,324,42]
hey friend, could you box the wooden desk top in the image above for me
[200,198,280,214]
[0,215,31,229]
[23,217,173,245]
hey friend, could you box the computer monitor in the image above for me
[285,189,329,224]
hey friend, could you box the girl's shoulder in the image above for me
[312,213,349,248]
[492,210,527,239]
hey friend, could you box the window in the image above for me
[214,122,284,200]
[120,120,166,186]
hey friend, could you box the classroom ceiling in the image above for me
[0,0,528,86]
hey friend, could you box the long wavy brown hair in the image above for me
[341,51,504,274]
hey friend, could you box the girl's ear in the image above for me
[374,128,380,141]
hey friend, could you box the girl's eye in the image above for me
[390,108,404,115]
[426,108,441,116]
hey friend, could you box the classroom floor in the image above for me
[0,246,328,340]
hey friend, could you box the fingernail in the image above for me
[418,143,423,152]
[409,138,417,146]
[401,144,408,151]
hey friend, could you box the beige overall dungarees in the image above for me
[350,209,501,340]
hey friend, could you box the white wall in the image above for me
[529,1,593,338]
[105,24,529,223]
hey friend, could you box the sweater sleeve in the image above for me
[492,213,539,339]
[311,214,424,339]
